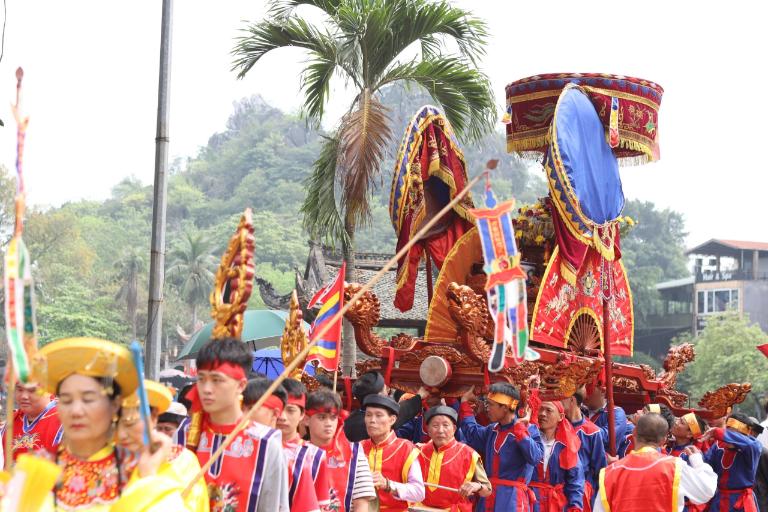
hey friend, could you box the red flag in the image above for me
[757,344,768,359]
[306,263,345,371]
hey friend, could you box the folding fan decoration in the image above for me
[469,180,539,371]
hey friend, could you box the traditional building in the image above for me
[256,241,429,334]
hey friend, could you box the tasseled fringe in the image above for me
[506,131,660,166]
[506,135,550,159]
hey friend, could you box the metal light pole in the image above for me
[146,0,173,379]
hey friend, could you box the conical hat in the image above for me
[34,337,138,398]
[122,380,173,414]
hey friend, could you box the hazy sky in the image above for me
[0,1,765,247]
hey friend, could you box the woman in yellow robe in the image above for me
[6,337,191,511]
[116,380,209,512]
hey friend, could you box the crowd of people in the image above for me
[1,335,767,512]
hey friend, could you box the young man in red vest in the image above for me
[1,380,62,460]
[530,401,584,512]
[189,339,289,512]
[304,389,376,512]
[416,405,491,511]
[278,379,331,511]
[562,388,605,511]
[245,378,320,512]
[361,394,425,511]
[702,412,763,512]
[595,413,717,512]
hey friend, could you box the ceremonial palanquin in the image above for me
[283,76,750,419]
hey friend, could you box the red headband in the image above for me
[262,395,285,416]
[287,395,306,408]
[199,361,247,381]
[306,406,339,417]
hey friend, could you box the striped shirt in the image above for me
[352,447,377,501]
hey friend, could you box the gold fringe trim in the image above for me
[506,134,549,154]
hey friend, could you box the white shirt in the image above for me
[389,458,426,503]
[593,450,717,512]
[542,437,556,470]
[757,418,768,449]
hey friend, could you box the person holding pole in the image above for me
[361,394,425,511]
[188,338,289,512]
[701,412,762,512]
[460,382,543,511]
[28,337,190,510]
[415,405,491,511]
[116,379,209,512]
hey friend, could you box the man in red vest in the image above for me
[304,389,376,512]
[595,413,717,511]
[1,380,62,460]
[416,405,491,511]
[361,394,425,511]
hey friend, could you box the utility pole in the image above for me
[146,0,173,380]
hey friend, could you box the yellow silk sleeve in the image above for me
[111,473,186,512]
[160,448,210,512]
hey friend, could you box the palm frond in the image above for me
[300,135,348,246]
[268,0,343,19]
[337,89,391,227]
[232,16,336,79]
[376,57,496,142]
[366,0,489,83]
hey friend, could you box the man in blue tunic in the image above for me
[460,382,543,511]
[703,412,762,512]
[583,383,628,455]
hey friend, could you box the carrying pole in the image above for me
[603,296,616,457]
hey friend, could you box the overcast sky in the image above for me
[0,1,765,247]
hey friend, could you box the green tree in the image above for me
[37,269,127,344]
[0,166,16,248]
[676,314,768,414]
[113,248,146,339]
[620,200,689,330]
[166,232,217,330]
[233,0,496,373]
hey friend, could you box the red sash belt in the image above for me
[719,487,757,512]
[582,481,593,512]
[529,481,567,512]
[488,477,536,510]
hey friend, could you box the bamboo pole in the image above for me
[181,167,489,497]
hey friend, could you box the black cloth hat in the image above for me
[363,394,400,416]
[425,405,458,426]
[353,372,385,401]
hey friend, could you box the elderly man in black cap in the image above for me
[344,371,425,442]
[360,394,425,511]
[415,405,491,512]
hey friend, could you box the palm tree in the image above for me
[114,249,146,340]
[166,232,217,331]
[233,0,496,374]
